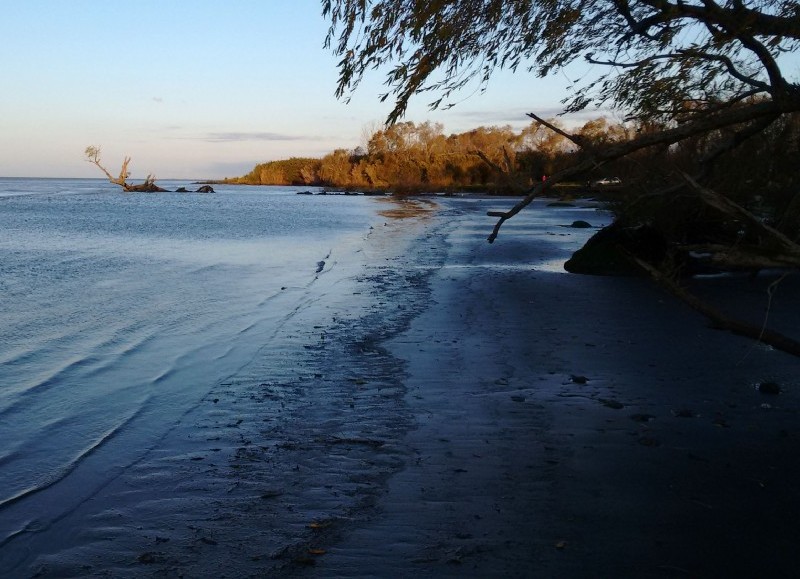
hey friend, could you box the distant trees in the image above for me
[232,157,322,186]
[236,120,591,192]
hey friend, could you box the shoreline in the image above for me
[318,198,800,577]
[7,196,800,577]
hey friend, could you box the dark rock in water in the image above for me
[195,185,215,193]
[564,222,669,276]
[570,220,592,228]
[125,183,168,193]
[316,261,325,274]
[297,190,314,195]
[175,187,188,192]
[758,381,782,395]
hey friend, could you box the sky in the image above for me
[0,0,602,179]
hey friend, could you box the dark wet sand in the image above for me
[314,198,800,578]
[13,197,800,578]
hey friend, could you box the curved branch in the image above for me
[641,0,800,40]
[724,27,787,95]
[525,114,587,149]
[85,146,128,188]
[588,49,772,93]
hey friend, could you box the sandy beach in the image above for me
[10,196,800,578]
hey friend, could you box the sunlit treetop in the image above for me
[323,0,800,124]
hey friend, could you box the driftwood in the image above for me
[85,146,168,192]
[123,175,168,193]
[633,257,800,357]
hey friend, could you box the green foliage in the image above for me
[236,157,322,185]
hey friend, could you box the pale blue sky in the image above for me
[0,0,594,179]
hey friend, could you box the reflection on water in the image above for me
[377,197,439,219]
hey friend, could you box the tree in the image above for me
[318,148,354,187]
[84,146,166,192]
[324,1,799,123]
[323,0,800,355]
[323,0,800,203]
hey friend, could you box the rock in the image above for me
[175,187,188,192]
[758,381,782,395]
[137,552,161,564]
[570,220,592,228]
[195,185,215,193]
[125,183,168,193]
[564,222,669,276]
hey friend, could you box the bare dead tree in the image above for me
[84,146,167,192]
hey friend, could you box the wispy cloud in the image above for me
[203,132,313,143]
[448,106,616,129]
[152,97,164,103]
[450,108,544,125]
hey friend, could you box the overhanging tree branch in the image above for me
[487,97,800,242]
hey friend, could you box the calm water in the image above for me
[0,178,379,544]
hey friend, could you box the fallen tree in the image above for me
[84,146,168,192]
[84,146,214,193]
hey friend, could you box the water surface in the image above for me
[0,178,378,547]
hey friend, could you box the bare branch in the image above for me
[678,171,800,256]
[85,146,126,187]
[633,256,800,357]
[586,50,772,93]
[525,113,587,149]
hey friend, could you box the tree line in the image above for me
[230,118,633,191]
[230,112,799,210]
